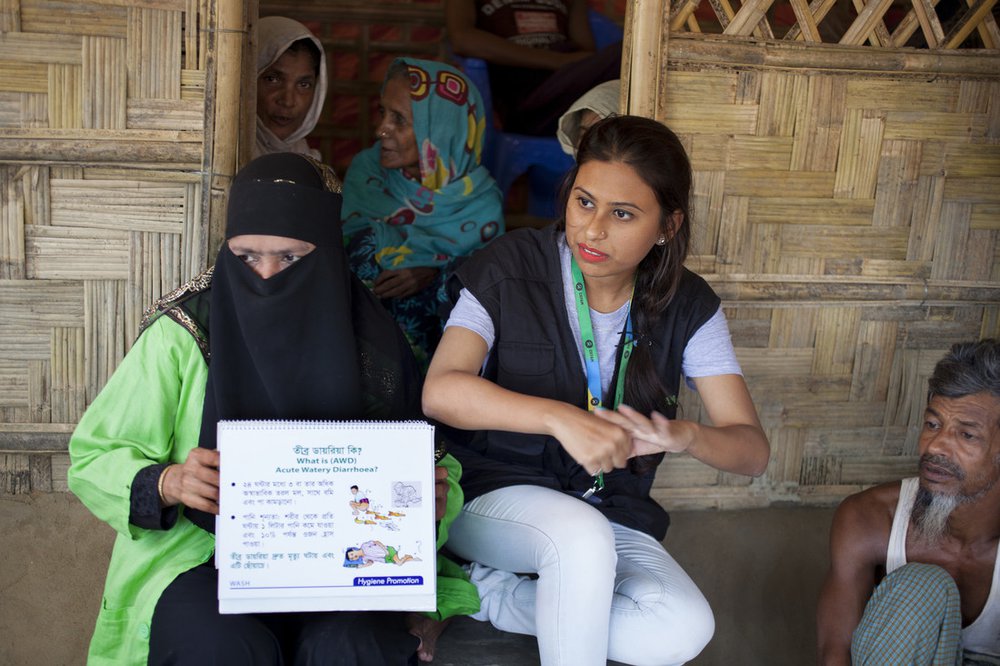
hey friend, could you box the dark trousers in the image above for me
[148,563,419,666]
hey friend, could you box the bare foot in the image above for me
[406,613,452,662]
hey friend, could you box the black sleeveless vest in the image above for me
[445,225,720,539]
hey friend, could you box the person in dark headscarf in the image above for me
[68,153,477,666]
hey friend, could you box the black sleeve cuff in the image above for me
[129,464,179,530]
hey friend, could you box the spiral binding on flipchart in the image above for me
[217,420,432,430]
[216,420,444,461]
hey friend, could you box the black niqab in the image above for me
[188,153,418,532]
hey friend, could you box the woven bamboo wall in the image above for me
[0,0,251,493]
[623,26,1000,508]
[3,0,997,511]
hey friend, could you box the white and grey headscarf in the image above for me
[254,16,328,160]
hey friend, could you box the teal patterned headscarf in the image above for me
[342,58,504,269]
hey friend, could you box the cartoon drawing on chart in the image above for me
[348,485,370,515]
[343,540,421,568]
[350,484,411,531]
[391,481,421,508]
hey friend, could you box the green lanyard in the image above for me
[570,257,634,498]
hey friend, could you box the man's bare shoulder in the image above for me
[830,481,903,559]
[843,480,902,514]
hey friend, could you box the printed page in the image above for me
[215,420,436,614]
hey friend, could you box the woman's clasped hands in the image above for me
[595,404,696,458]
[372,267,439,299]
[548,401,699,476]
[547,403,631,476]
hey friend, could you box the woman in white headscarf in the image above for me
[254,16,328,160]
[556,79,620,157]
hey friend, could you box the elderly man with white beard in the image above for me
[817,339,1000,666]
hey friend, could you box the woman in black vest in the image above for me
[423,116,770,666]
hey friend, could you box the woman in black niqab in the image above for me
[200,152,361,447]
[200,150,422,457]
[148,153,424,665]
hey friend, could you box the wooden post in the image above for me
[622,0,671,119]
[206,0,252,256]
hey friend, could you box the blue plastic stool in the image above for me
[491,134,573,218]
[454,57,573,219]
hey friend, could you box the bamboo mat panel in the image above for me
[642,35,1000,508]
[0,0,243,493]
[4,0,999,506]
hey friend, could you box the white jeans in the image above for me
[447,485,714,666]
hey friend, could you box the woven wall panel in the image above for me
[20,1,127,37]
[26,226,130,280]
[128,8,182,100]
[0,62,48,93]
[83,36,126,129]
[49,180,189,232]
[3,0,997,509]
[648,38,998,508]
[0,32,83,62]
[0,0,243,493]
[126,99,203,130]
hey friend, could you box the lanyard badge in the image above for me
[570,257,634,499]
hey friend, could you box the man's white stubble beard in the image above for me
[911,485,960,546]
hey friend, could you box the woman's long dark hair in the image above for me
[558,115,693,474]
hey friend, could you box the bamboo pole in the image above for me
[240,0,258,170]
[943,0,999,48]
[663,32,1000,76]
[788,0,823,42]
[725,0,776,37]
[670,0,705,31]
[782,0,839,41]
[204,0,249,256]
[904,0,946,48]
[840,0,894,45]
[0,129,203,164]
[623,0,670,118]
[968,0,1000,48]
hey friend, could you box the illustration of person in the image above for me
[392,482,420,507]
[343,540,421,568]
[349,484,370,515]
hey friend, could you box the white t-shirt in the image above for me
[445,237,741,396]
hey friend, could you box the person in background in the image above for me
[556,79,620,157]
[68,153,477,666]
[342,57,503,367]
[817,339,1000,665]
[445,0,621,137]
[255,16,327,160]
[423,116,770,665]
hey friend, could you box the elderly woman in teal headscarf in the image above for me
[342,57,504,366]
